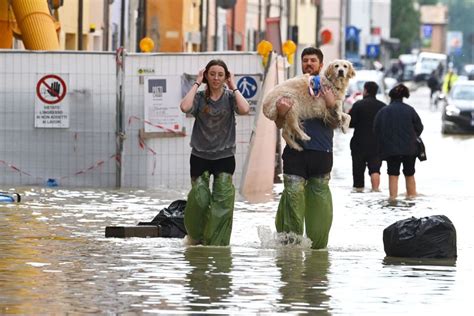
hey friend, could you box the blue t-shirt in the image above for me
[297,118,333,152]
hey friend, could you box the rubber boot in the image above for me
[305,175,333,249]
[184,171,211,243]
[275,174,306,235]
[203,173,235,246]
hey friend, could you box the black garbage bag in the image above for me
[383,215,457,259]
[138,200,187,238]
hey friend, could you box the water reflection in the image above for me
[276,249,330,314]
[184,246,232,310]
[383,256,457,267]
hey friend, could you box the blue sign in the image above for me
[422,25,433,38]
[237,76,258,99]
[366,44,380,58]
[346,26,360,42]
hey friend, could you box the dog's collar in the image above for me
[309,75,321,97]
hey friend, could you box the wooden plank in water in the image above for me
[105,225,160,238]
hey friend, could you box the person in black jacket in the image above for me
[349,81,386,192]
[374,84,424,201]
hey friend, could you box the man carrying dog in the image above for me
[274,47,338,249]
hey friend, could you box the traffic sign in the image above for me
[366,44,380,58]
[36,74,67,104]
[237,76,258,99]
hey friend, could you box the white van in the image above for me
[414,52,447,82]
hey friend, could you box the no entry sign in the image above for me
[36,74,67,104]
[35,74,70,128]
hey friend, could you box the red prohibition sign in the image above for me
[36,74,67,104]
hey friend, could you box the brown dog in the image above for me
[263,59,355,151]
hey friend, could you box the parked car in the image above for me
[343,70,388,113]
[441,81,474,134]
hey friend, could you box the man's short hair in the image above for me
[364,81,379,97]
[301,47,323,63]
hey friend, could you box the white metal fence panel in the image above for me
[0,51,117,188]
[122,52,263,190]
[0,51,263,190]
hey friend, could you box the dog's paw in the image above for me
[300,133,311,141]
[292,143,304,151]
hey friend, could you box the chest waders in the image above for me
[184,172,235,246]
[275,174,333,249]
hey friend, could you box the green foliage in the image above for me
[441,0,474,66]
[391,0,420,55]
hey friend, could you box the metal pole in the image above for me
[115,48,125,188]
[78,0,83,50]
[136,0,145,51]
[120,0,125,47]
[199,0,205,51]
[258,0,262,42]
[214,1,218,51]
[315,2,321,46]
[340,0,347,59]
[205,0,209,51]
[103,0,110,51]
[231,6,235,50]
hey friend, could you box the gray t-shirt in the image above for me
[188,89,238,160]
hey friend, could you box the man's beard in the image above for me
[304,65,321,75]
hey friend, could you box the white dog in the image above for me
[263,59,355,151]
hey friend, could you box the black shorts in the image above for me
[386,155,416,176]
[352,153,382,175]
[282,147,333,179]
[190,154,236,179]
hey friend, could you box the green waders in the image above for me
[184,172,235,246]
[184,171,211,243]
[275,174,306,235]
[305,176,333,249]
[275,174,333,249]
[203,173,235,246]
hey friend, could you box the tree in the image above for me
[440,0,474,66]
[391,0,420,55]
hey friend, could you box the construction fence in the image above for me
[0,50,270,191]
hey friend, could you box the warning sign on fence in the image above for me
[35,74,69,128]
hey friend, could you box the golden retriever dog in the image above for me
[262,59,355,151]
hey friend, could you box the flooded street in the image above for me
[1,87,472,314]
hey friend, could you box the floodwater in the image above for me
[1,87,472,314]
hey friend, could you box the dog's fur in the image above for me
[262,59,356,151]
